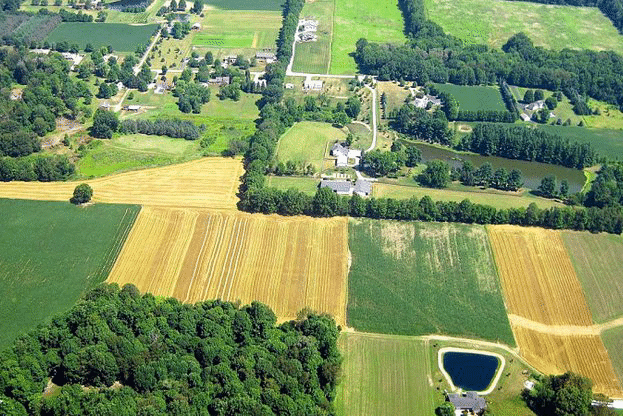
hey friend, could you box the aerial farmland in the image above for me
[2,0,623,413]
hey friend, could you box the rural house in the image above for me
[304,79,323,91]
[447,391,487,414]
[413,94,441,109]
[331,143,361,167]
[320,179,372,197]
[255,51,277,63]
[525,100,545,111]
[208,76,231,86]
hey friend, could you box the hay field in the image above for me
[562,231,623,323]
[107,208,349,325]
[487,225,593,326]
[513,326,622,397]
[0,158,243,210]
[335,332,436,416]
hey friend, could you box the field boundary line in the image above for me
[510,314,623,336]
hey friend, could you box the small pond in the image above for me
[414,142,586,193]
[442,351,499,392]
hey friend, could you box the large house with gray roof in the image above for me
[447,391,486,414]
[319,179,371,197]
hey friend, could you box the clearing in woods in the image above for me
[434,84,506,112]
[107,208,349,325]
[335,332,436,416]
[0,158,243,210]
[0,199,139,348]
[487,225,594,326]
[347,220,515,345]
[562,231,623,323]
[512,326,622,397]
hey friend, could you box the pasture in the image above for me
[0,158,243,210]
[0,199,139,348]
[291,0,334,74]
[512,326,622,397]
[562,231,623,323]
[331,0,406,74]
[107,208,350,325]
[434,84,506,112]
[276,121,347,170]
[347,220,515,344]
[487,225,594,326]
[46,23,158,52]
[335,332,436,416]
[423,0,623,54]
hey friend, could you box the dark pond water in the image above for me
[443,351,499,392]
[414,142,586,193]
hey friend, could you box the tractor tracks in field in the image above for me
[508,314,623,336]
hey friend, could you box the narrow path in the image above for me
[364,84,377,152]
[508,314,623,336]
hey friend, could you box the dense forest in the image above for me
[355,0,623,110]
[0,284,342,415]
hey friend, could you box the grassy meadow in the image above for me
[347,220,515,345]
[202,0,283,10]
[331,0,406,74]
[423,0,623,54]
[538,125,623,161]
[266,176,320,195]
[562,231,623,323]
[335,332,436,416]
[601,327,623,390]
[435,84,506,112]
[46,23,159,52]
[291,0,334,74]
[275,121,347,169]
[0,199,139,348]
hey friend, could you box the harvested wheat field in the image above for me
[107,207,349,325]
[0,158,242,210]
[513,325,622,397]
[487,225,593,326]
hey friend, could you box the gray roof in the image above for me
[320,180,352,194]
[448,392,486,412]
[331,143,348,156]
[354,179,371,195]
[256,52,276,59]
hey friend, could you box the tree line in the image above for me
[0,283,342,415]
[119,119,202,140]
[0,154,74,181]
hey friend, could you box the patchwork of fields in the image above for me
[107,208,350,325]
[0,158,243,210]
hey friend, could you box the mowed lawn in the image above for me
[335,332,436,416]
[347,220,515,345]
[562,231,623,323]
[291,0,334,74]
[276,121,346,169]
[46,23,158,52]
[331,0,406,74]
[0,199,139,348]
[435,84,506,112]
[423,0,623,54]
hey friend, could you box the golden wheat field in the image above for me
[107,207,349,325]
[513,325,622,397]
[0,158,243,210]
[487,225,593,326]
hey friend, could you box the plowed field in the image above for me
[487,225,593,326]
[107,208,349,325]
[0,158,242,210]
[512,326,622,397]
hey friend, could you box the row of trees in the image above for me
[0,284,342,415]
[119,119,202,140]
[0,154,74,181]
[416,159,523,191]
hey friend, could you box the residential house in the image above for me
[447,392,486,414]
[525,100,545,111]
[304,79,323,91]
[209,76,231,86]
[331,143,361,167]
[255,51,277,63]
[320,179,372,197]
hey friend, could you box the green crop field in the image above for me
[423,0,623,54]
[192,10,281,50]
[291,0,334,74]
[331,0,406,74]
[347,220,515,344]
[538,126,623,161]
[275,121,347,169]
[435,84,506,112]
[203,0,282,10]
[601,327,623,389]
[0,199,139,348]
[46,23,158,52]
[562,231,623,323]
[335,332,436,416]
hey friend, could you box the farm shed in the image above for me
[320,180,352,195]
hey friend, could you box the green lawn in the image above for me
[331,0,406,74]
[347,219,515,345]
[423,0,623,54]
[267,176,320,195]
[435,84,506,112]
[291,0,334,74]
[46,23,159,52]
[561,231,623,323]
[275,121,347,169]
[335,332,436,416]
[0,199,139,348]
[601,327,623,391]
